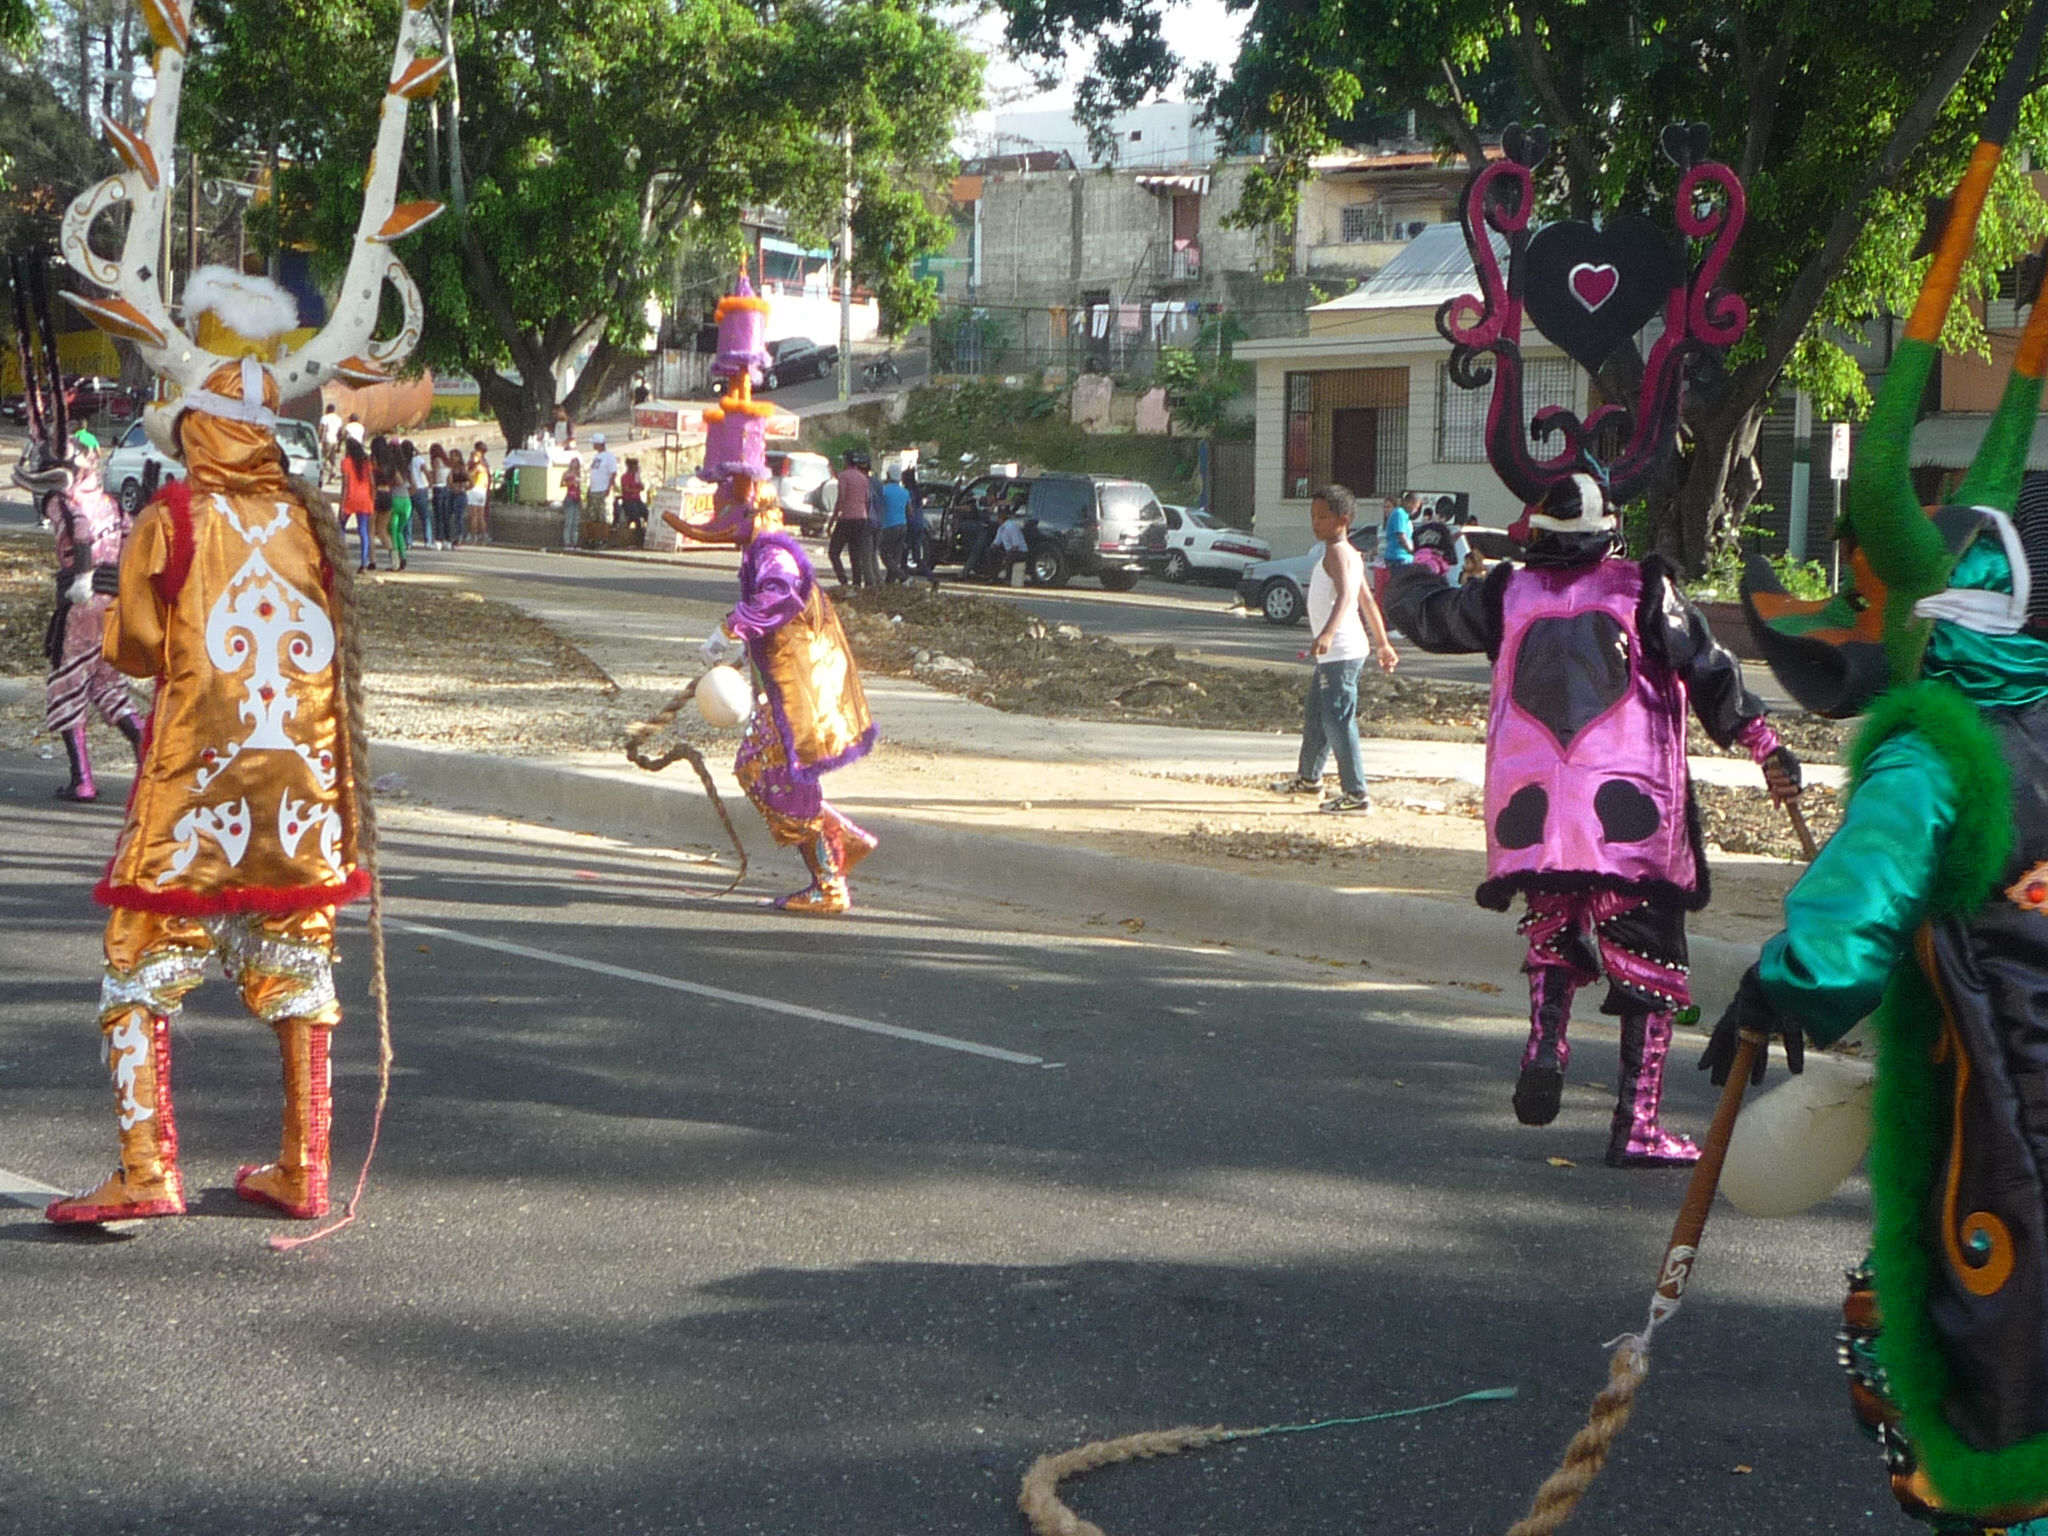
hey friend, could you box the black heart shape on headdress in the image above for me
[1522,216,1682,374]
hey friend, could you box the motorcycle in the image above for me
[860,353,902,389]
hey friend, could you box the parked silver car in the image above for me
[1234,525,1379,625]
[103,416,323,515]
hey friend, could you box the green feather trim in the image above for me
[1868,967,2048,1516]
[1848,681,2013,918]
[1858,683,2041,1514]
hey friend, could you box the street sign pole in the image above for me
[1829,422,1851,589]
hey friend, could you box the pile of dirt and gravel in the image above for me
[838,584,1492,739]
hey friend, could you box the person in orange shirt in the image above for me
[46,271,373,1227]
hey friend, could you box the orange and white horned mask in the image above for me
[59,0,446,404]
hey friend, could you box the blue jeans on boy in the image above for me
[1297,658,1368,798]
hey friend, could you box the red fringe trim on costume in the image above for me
[151,480,195,606]
[93,867,370,915]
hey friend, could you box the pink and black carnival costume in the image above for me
[8,256,143,800]
[1385,125,1796,1167]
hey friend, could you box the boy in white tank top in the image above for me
[1273,484,1400,811]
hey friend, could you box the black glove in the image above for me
[1700,964,1804,1086]
[91,562,122,597]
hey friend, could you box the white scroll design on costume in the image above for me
[166,797,251,875]
[200,502,336,777]
[277,793,346,880]
[105,1011,156,1130]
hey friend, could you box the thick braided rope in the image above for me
[624,675,750,893]
[1019,1425,1236,1536]
[271,474,391,1254]
[1504,1337,1648,1536]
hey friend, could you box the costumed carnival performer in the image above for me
[46,270,373,1225]
[9,257,145,802]
[42,0,445,1227]
[1704,8,2048,1525]
[1383,123,1800,1168]
[667,277,878,916]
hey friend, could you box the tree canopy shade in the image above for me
[0,60,109,254]
[186,0,980,445]
[998,0,2048,571]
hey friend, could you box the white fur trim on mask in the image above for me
[1912,506,2031,635]
[181,266,300,344]
[181,356,279,429]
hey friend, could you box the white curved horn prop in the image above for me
[58,0,206,386]
[277,0,445,400]
[59,0,445,404]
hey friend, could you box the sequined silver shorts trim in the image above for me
[99,914,337,1024]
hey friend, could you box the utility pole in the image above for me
[838,124,853,403]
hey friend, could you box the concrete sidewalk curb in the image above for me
[369,739,1759,1009]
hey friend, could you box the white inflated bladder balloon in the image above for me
[1719,1049,1875,1218]
[695,665,755,729]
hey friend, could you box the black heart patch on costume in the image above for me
[1522,216,1681,373]
[1512,612,1631,750]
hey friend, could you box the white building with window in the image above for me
[1236,224,1588,557]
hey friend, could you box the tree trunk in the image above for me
[477,365,551,452]
[1664,393,1766,575]
[562,334,639,423]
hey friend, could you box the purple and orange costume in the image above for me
[1387,125,1796,1167]
[681,279,878,914]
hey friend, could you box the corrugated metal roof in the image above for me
[1310,223,1505,312]
[1909,413,2048,471]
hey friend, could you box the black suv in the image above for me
[760,337,839,389]
[1018,474,1164,590]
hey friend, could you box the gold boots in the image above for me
[234,1019,333,1219]
[46,1008,185,1223]
[823,805,878,877]
[774,835,851,915]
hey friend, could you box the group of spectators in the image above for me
[323,404,493,574]
[560,433,649,549]
[821,448,937,589]
[1376,490,1485,593]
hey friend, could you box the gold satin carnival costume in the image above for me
[46,355,367,1225]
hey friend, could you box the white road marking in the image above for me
[0,1167,64,1210]
[379,915,1047,1066]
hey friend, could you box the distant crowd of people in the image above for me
[320,403,494,574]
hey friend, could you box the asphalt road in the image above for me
[3,749,1903,1534]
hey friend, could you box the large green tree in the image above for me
[187,0,979,445]
[0,59,108,254]
[1001,0,2048,572]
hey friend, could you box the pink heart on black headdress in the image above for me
[1569,263,1619,312]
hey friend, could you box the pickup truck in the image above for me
[760,337,839,390]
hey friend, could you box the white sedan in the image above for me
[103,416,322,515]
[1151,504,1271,583]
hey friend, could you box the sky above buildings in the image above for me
[965,0,1245,117]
